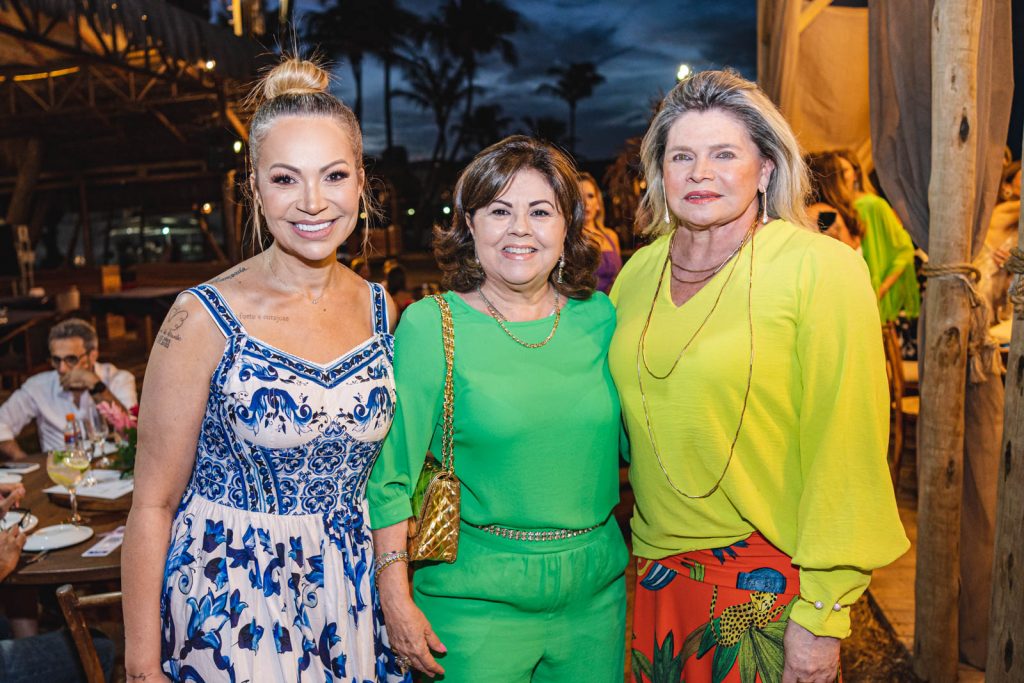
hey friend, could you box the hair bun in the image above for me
[262,58,330,99]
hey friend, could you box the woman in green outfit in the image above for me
[834,149,921,323]
[367,136,627,682]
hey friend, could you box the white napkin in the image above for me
[44,477,133,500]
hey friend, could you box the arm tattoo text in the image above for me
[156,307,188,348]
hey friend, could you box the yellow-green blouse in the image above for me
[609,220,908,639]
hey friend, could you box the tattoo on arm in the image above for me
[211,266,247,283]
[156,307,188,349]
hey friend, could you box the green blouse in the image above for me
[368,290,622,531]
[609,220,908,638]
[856,194,921,322]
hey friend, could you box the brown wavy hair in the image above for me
[434,135,599,299]
[804,151,862,239]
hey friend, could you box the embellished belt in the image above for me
[466,521,601,542]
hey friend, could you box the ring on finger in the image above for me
[395,654,411,673]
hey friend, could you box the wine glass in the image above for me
[85,411,111,474]
[46,449,91,525]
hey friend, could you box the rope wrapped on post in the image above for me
[921,261,999,382]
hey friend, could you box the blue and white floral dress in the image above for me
[160,282,408,683]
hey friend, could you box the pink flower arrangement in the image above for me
[96,401,139,475]
[96,401,137,434]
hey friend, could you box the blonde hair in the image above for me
[578,172,608,232]
[245,56,374,250]
[638,69,812,236]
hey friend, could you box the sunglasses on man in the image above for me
[50,354,83,368]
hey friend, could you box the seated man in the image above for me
[0,318,137,461]
[0,483,115,682]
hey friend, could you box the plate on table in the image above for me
[0,472,22,485]
[0,511,38,533]
[24,524,94,552]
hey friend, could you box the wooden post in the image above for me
[987,148,1024,683]
[5,138,42,227]
[914,2,983,681]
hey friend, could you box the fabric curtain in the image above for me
[793,6,871,158]
[757,0,800,115]
[869,0,1013,255]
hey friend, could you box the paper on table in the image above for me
[44,477,133,500]
[82,526,126,557]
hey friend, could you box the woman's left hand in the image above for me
[782,619,840,683]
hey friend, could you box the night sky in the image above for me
[295,0,757,161]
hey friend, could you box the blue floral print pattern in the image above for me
[160,283,407,682]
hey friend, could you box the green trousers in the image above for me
[413,518,627,683]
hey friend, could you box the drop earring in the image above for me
[663,179,671,224]
[760,188,769,225]
[557,252,565,284]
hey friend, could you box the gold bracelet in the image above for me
[373,550,409,583]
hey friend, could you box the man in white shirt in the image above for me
[0,318,137,460]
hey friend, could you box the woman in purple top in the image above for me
[579,172,622,293]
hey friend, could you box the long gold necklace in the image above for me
[635,222,756,499]
[642,220,755,379]
[477,286,561,349]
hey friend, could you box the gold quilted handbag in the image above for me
[407,294,460,563]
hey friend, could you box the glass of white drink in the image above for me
[47,449,91,525]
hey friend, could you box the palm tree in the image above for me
[538,62,606,154]
[394,49,470,167]
[457,104,512,152]
[433,0,522,161]
[520,115,569,149]
[369,2,422,152]
[303,0,380,120]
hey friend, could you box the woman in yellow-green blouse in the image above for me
[610,70,908,683]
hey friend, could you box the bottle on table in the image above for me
[63,413,80,450]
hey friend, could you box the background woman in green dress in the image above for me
[368,135,627,683]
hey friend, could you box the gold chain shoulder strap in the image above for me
[431,294,456,473]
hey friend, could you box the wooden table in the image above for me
[6,454,128,585]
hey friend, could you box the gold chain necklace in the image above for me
[266,251,333,305]
[477,286,561,349]
[642,220,755,379]
[670,231,749,273]
[635,222,756,499]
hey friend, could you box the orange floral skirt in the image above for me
[631,532,805,683]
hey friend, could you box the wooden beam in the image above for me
[988,138,1024,683]
[196,211,228,262]
[798,0,833,33]
[149,107,187,144]
[914,2,983,681]
[224,104,248,142]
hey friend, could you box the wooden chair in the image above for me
[882,323,919,491]
[56,584,122,683]
[0,314,52,389]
